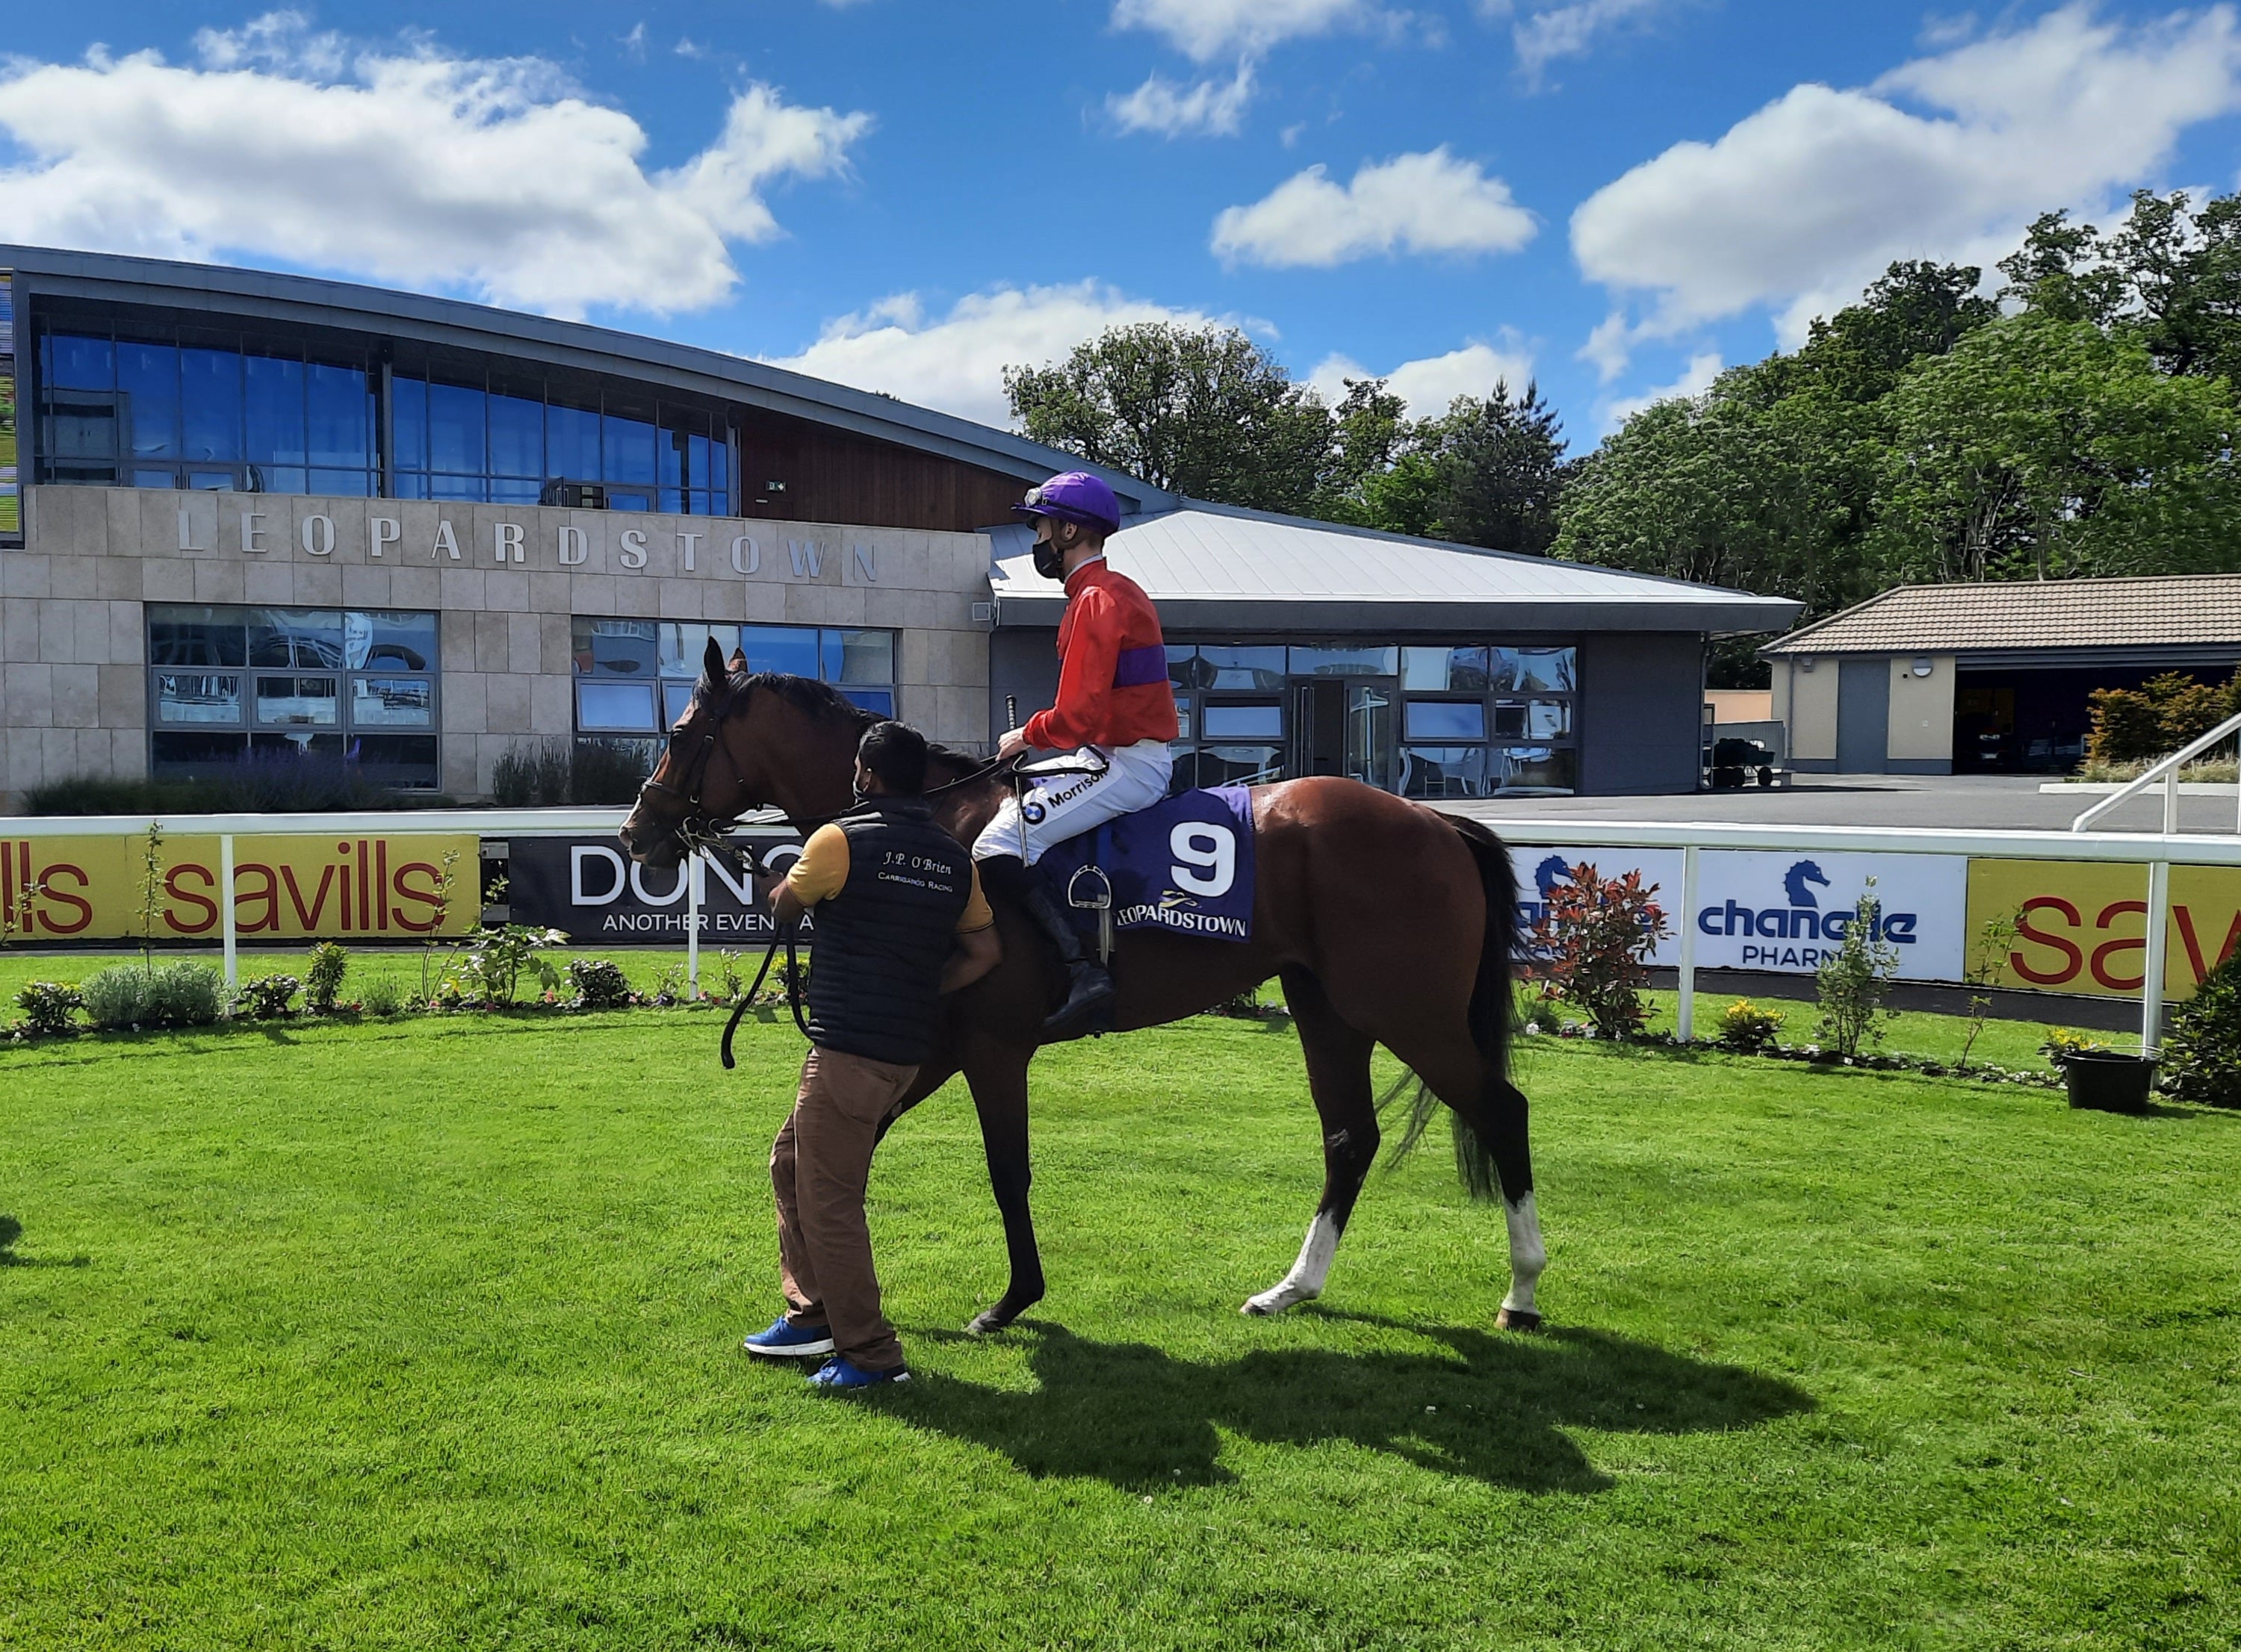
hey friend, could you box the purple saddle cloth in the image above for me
[1036,785,1256,943]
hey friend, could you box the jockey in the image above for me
[976,471,1177,1035]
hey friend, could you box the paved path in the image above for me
[1448,774,2240,834]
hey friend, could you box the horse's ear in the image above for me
[702,636,727,688]
[728,647,746,673]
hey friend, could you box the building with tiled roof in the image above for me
[1761,577,2241,774]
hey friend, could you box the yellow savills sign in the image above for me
[1965,857,2241,1001]
[0,833,479,942]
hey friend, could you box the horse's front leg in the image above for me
[961,1040,1046,1334]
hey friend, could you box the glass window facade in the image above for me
[1165,641,1580,798]
[146,605,439,786]
[40,325,376,494]
[34,314,732,511]
[571,618,896,775]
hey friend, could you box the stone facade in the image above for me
[0,484,995,805]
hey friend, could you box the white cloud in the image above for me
[768,282,1233,427]
[1112,0,1381,61]
[0,13,872,318]
[1507,0,1669,85]
[1570,4,2241,369]
[1107,61,1256,137]
[1212,147,1536,267]
[1598,350,1720,429]
[1308,337,1537,417]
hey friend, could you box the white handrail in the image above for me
[2071,708,2241,834]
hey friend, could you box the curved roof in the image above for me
[0,243,1170,517]
[991,500,1802,634]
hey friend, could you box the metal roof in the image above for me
[0,244,1171,516]
[989,501,1802,634]
[1761,576,2241,656]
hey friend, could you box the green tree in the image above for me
[1869,313,2241,583]
[1003,323,1333,514]
[1785,260,1999,403]
[1426,380,1568,555]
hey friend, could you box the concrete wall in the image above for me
[1578,631,1703,795]
[1777,656,1839,763]
[1885,651,1956,771]
[1,484,993,805]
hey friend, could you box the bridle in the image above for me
[635,715,747,868]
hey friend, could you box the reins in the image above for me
[719,920,813,1069]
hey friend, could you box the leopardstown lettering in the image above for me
[172,508,881,582]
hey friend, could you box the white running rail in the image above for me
[2071,709,2241,837]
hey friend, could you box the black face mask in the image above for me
[1032,532,1067,580]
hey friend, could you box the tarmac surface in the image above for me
[1447,774,2241,834]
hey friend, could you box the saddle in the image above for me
[1032,784,1257,962]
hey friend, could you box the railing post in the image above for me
[1676,845,1700,1043]
[2143,857,2171,1057]
[2167,766,2180,834]
[686,848,701,999]
[220,833,238,989]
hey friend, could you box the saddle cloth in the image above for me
[1036,784,1256,944]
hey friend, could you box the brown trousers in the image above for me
[770,1045,920,1373]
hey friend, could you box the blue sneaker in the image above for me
[808,1356,911,1389]
[742,1317,834,1358]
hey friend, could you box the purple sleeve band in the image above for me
[1112,645,1169,688]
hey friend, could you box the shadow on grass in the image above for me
[883,1317,1811,1495]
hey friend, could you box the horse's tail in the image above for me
[1379,813,1515,1202]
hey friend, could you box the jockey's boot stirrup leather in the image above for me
[1021,879,1114,1037]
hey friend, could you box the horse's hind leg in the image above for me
[1243,969,1379,1317]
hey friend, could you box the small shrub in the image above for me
[647,963,687,1007]
[716,948,746,1004]
[461,925,566,1006]
[235,972,301,1020]
[359,976,404,1017]
[149,963,223,1026]
[305,943,349,1013]
[1814,879,1900,1058]
[13,981,82,1035]
[571,738,655,805]
[568,957,633,1010]
[2040,1028,2110,1066]
[79,966,155,1030]
[1717,999,1785,1052]
[2156,951,2241,1105]
[492,739,575,807]
[1526,862,1669,1040]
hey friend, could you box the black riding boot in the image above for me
[984,855,1114,1037]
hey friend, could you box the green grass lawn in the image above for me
[4,1003,2240,1648]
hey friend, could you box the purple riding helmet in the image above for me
[1016,471,1121,580]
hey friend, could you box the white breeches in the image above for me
[973,740,1174,867]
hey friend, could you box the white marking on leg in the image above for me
[1242,1210,1340,1316]
[1499,1190,1547,1318]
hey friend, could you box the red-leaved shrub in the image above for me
[1528,863,1670,1039]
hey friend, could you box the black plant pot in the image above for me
[2064,1051,2157,1114]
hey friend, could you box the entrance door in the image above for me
[1345,681,1395,790]
[1294,680,1345,777]
[1835,656,1890,773]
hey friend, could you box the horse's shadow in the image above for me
[881,1314,1812,1495]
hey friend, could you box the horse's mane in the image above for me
[720,670,985,778]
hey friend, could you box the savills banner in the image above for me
[0,833,480,940]
[1967,858,2241,1002]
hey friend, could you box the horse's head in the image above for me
[619,637,760,870]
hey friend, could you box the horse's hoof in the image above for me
[1241,1286,1310,1316]
[966,1308,1014,1336]
[1497,1307,1543,1332]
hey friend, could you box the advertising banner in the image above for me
[1966,858,2241,1001]
[0,832,480,940]
[1689,849,1969,980]
[1516,845,1687,966]
[506,830,806,944]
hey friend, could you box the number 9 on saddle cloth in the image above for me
[1026,782,1259,962]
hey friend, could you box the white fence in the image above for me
[12,808,2240,1052]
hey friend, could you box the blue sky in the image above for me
[4,1,2239,451]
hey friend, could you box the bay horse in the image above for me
[619,641,1548,1335]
